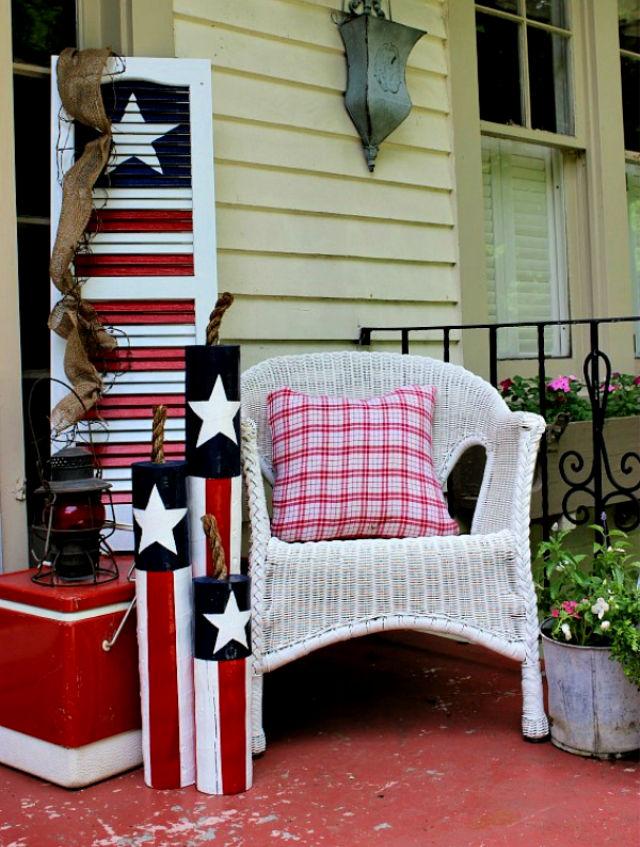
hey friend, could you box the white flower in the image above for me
[555,564,565,572]
[561,623,572,641]
[591,597,609,620]
[600,620,611,631]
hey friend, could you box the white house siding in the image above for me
[173,0,461,366]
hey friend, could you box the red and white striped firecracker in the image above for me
[193,574,252,794]
[186,344,241,578]
[133,460,195,788]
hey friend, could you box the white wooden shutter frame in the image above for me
[50,57,217,549]
[482,138,570,359]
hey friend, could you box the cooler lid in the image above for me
[0,559,135,613]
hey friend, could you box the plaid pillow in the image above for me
[267,386,459,543]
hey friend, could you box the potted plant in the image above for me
[534,521,640,758]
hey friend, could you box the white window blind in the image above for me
[482,138,569,359]
[627,163,640,356]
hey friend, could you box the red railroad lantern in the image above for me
[32,445,117,585]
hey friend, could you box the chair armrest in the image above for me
[241,417,272,573]
[471,411,546,539]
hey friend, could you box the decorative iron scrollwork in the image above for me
[559,346,640,531]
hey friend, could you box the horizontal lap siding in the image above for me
[173,0,460,361]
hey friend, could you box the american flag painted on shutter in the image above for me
[51,58,217,550]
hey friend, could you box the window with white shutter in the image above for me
[482,138,569,359]
[50,57,217,550]
[627,163,640,356]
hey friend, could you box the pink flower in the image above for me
[561,600,580,618]
[634,376,640,386]
[548,376,571,393]
[551,609,559,618]
[499,378,514,394]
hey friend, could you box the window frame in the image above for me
[476,0,586,147]
[619,2,640,161]
[452,0,637,391]
[619,3,640,355]
[475,1,582,362]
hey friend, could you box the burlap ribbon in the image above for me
[49,47,118,433]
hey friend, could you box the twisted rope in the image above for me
[201,513,228,579]
[206,292,234,346]
[150,404,167,464]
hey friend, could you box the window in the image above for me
[476,1,573,135]
[619,0,640,153]
[482,139,569,358]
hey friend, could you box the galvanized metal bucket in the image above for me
[541,621,640,758]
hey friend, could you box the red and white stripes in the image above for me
[85,299,194,549]
[194,657,252,794]
[188,476,242,577]
[136,567,195,789]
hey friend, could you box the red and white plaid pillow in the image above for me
[267,386,459,543]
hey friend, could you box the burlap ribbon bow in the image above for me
[49,47,118,433]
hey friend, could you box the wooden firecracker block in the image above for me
[193,574,252,794]
[132,460,195,788]
[186,344,242,577]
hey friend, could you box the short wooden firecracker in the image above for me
[132,407,195,789]
[186,294,242,578]
[194,567,252,795]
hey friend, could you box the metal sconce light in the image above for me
[337,0,426,172]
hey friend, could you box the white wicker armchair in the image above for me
[241,352,549,754]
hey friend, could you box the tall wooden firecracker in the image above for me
[186,293,242,577]
[193,533,252,794]
[132,407,195,788]
[187,294,253,793]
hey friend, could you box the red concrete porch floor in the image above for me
[0,634,638,847]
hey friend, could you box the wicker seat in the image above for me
[241,352,549,754]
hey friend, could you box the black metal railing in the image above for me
[358,316,640,539]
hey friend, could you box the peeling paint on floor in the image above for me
[0,634,638,847]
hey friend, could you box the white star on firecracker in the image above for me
[203,590,251,654]
[107,93,180,175]
[188,376,241,449]
[133,484,187,554]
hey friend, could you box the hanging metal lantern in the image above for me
[337,1,426,171]
[31,445,117,586]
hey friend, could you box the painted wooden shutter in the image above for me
[482,138,569,359]
[50,57,217,550]
[626,163,640,355]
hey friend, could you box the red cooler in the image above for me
[0,566,142,787]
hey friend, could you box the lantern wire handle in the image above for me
[27,376,92,487]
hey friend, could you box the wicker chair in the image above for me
[241,352,549,754]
